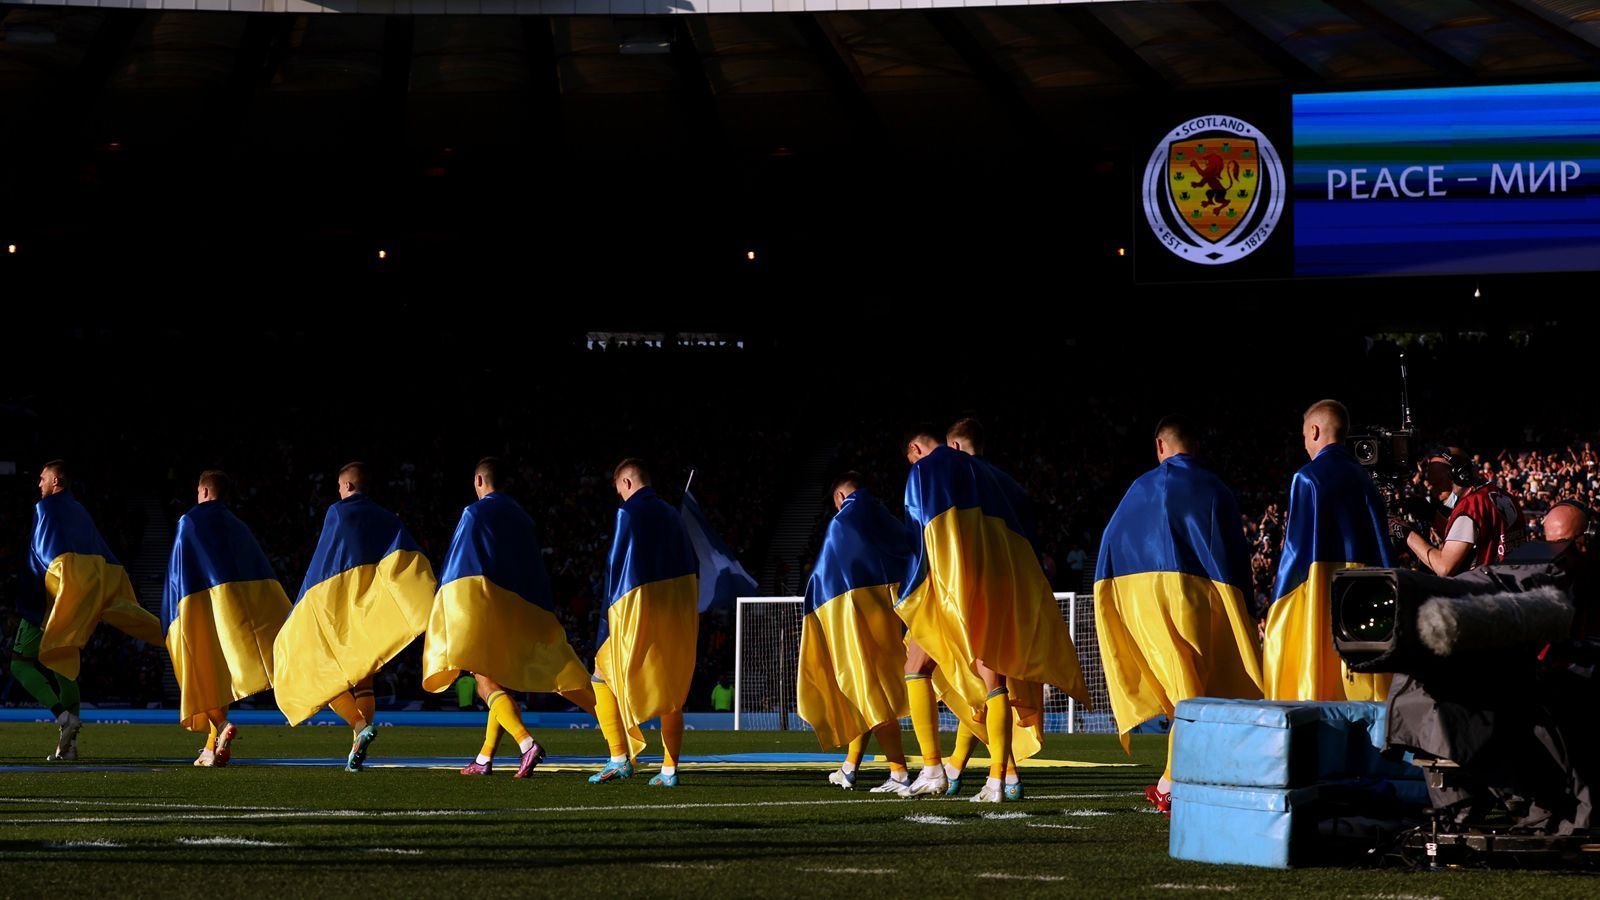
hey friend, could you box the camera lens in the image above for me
[1353,438,1381,466]
[1336,577,1397,643]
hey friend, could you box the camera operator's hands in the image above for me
[1400,495,1437,524]
[1388,514,1417,545]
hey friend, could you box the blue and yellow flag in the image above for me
[798,489,916,749]
[1093,454,1263,748]
[422,492,595,712]
[898,447,1087,760]
[272,494,435,725]
[1263,444,1394,702]
[163,500,292,733]
[28,491,162,679]
[595,486,698,759]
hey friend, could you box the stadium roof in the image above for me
[1,1,1598,312]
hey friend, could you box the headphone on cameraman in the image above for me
[1550,498,1599,541]
[1428,446,1485,488]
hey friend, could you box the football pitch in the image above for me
[0,725,1591,898]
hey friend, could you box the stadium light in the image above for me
[377,249,388,260]
[746,250,756,261]
[6,244,14,255]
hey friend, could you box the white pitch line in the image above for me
[177,836,287,847]
[1152,884,1238,892]
[8,810,493,825]
[366,848,425,856]
[979,811,1029,820]
[647,862,722,870]
[46,840,125,849]
[1064,810,1112,817]
[799,867,898,876]
[0,787,1152,826]
[1026,823,1084,830]
[0,797,297,812]
[904,814,962,825]
[976,873,1066,882]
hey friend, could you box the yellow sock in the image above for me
[660,710,684,770]
[205,719,219,752]
[592,680,628,760]
[354,676,376,726]
[985,688,1012,780]
[905,674,942,768]
[488,690,531,746]
[1163,727,1175,785]
[328,691,365,731]
[844,734,867,770]
[479,708,503,760]
[870,720,908,775]
[949,725,977,773]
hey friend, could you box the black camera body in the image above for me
[1346,425,1422,514]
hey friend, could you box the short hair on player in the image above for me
[338,461,369,493]
[1153,415,1200,453]
[198,469,232,501]
[831,470,864,497]
[475,457,503,489]
[613,458,651,486]
[946,417,985,455]
[41,459,70,487]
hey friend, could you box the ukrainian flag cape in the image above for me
[595,486,698,759]
[1093,454,1263,749]
[1263,444,1394,702]
[29,491,162,679]
[897,447,1087,761]
[422,492,595,711]
[798,489,915,749]
[163,501,292,732]
[272,494,435,725]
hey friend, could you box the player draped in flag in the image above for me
[1262,400,1394,702]
[929,419,1038,797]
[1093,416,1264,813]
[798,471,916,796]
[422,457,596,778]
[587,459,699,787]
[273,462,436,771]
[18,460,162,760]
[898,424,1089,803]
[163,470,292,767]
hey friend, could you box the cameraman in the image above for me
[1396,446,1526,576]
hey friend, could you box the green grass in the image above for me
[0,725,1592,898]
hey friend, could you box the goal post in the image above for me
[733,593,1113,734]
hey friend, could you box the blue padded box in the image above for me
[1171,698,1418,788]
[1170,779,1430,869]
[1169,782,1318,869]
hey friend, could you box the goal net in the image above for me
[734,593,1113,733]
